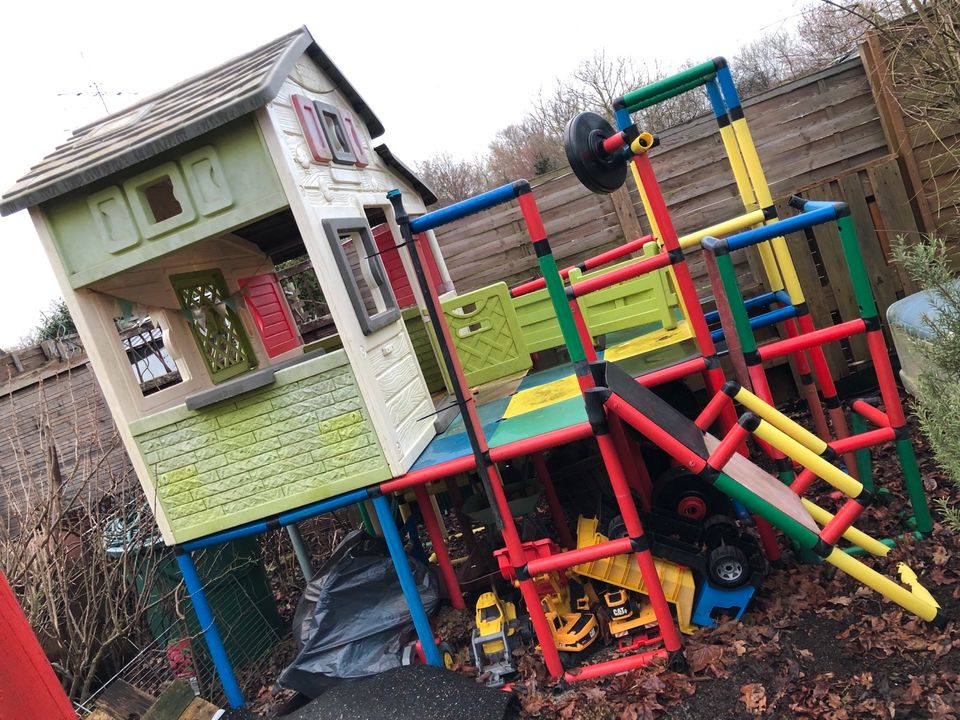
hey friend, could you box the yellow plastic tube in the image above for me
[753,420,863,498]
[730,118,804,302]
[801,498,891,557]
[734,386,829,455]
[897,563,940,609]
[717,124,784,292]
[826,548,938,621]
[677,209,767,250]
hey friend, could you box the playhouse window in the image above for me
[115,316,183,396]
[314,100,357,165]
[141,176,183,223]
[322,218,399,335]
[170,269,257,383]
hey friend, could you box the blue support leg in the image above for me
[372,494,443,666]
[175,549,245,708]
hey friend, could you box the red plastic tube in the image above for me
[706,423,750,470]
[488,423,593,462]
[381,455,477,494]
[595,432,683,653]
[569,299,598,361]
[525,536,634,576]
[866,329,907,427]
[518,192,547,242]
[790,467,817,495]
[414,485,465,609]
[531,453,575,549]
[695,390,733,431]
[564,646,667,682]
[829,426,895,454]
[851,399,891,428]
[510,235,655,297]
[607,393,708,474]
[609,414,652,506]
[602,131,629,154]
[758,319,866,361]
[637,356,707,388]
[568,250,671,298]
[780,317,831,441]
[819,498,866,545]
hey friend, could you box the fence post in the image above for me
[611,184,644,244]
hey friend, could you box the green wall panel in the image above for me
[41,115,288,288]
[131,352,389,543]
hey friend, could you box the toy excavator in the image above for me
[601,588,661,651]
[539,578,601,664]
[471,588,522,687]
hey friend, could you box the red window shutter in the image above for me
[239,273,302,357]
[290,94,333,164]
[372,223,415,308]
[340,111,369,167]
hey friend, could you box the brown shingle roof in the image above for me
[0,26,386,216]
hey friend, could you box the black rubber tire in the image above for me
[652,468,731,519]
[702,515,740,550]
[707,543,751,588]
[437,642,456,670]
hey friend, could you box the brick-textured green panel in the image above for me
[403,306,446,394]
[41,115,287,289]
[132,352,389,543]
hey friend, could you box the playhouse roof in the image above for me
[0,27,387,216]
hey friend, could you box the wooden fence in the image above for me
[0,341,132,520]
[861,21,960,256]
[432,55,936,345]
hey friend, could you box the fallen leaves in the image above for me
[740,683,767,716]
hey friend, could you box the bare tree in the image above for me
[415,152,490,207]
[0,378,174,705]
[486,119,565,186]
[871,0,960,235]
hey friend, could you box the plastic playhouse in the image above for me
[0,28,941,708]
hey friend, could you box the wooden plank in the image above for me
[806,184,869,364]
[178,697,220,720]
[143,680,196,720]
[95,680,155,720]
[837,172,902,322]
[610,184,644,243]
[867,159,921,294]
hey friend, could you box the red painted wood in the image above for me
[0,571,75,719]
[239,273,302,357]
[290,94,333,164]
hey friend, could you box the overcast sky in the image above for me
[0,0,805,348]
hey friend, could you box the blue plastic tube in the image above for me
[704,290,780,325]
[710,304,798,343]
[409,182,526,233]
[372,494,443,666]
[176,551,246,708]
[720,205,841,252]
